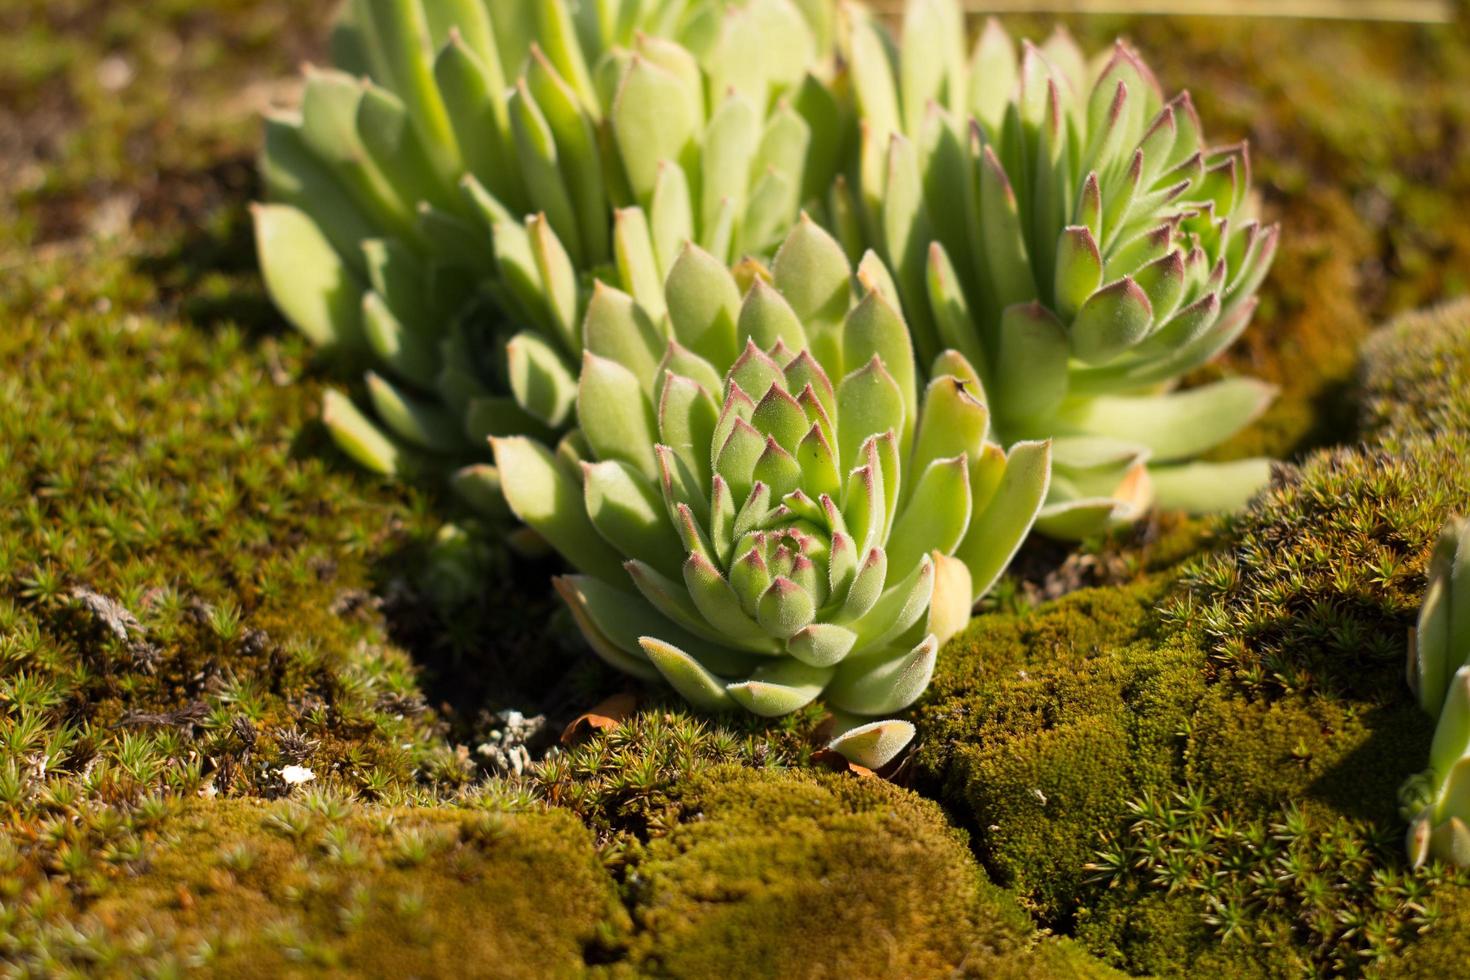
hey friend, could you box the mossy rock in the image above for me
[1179,438,1470,702]
[1185,690,1432,825]
[7,796,625,976]
[1359,297,1470,445]
[913,579,1208,924]
[618,766,1117,979]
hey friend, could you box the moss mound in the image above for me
[620,766,1115,979]
[913,579,1208,925]
[5,794,624,975]
[1176,441,1470,703]
[531,706,821,865]
[1359,297,1470,445]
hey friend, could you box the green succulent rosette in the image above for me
[491,221,1050,767]
[252,0,843,520]
[837,1,1280,538]
[1402,519,1470,867]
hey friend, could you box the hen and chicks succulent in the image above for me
[254,0,1283,758]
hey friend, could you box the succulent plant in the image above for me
[253,0,843,519]
[1402,518,1470,867]
[1408,518,1470,717]
[491,221,1051,767]
[1403,664,1470,868]
[837,1,1279,538]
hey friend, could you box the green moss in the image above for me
[4,795,624,975]
[1382,883,1470,978]
[1174,438,1470,701]
[913,578,1209,924]
[1078,790,1459,977]
[531,706,822,865]
[620,766,1118,979]
[1185,692,1431,825]
[0,236,582,966]
[1359,297,1470,445]
[1077,891,1298,978]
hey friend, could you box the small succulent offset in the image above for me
[840,0,1279,538]
[1402,518,1470,867]
[254,0,842,518]
[492,222,1050,767]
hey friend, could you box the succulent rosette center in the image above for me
[493,221,1051,767]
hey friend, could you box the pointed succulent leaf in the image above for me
[727,342,787,404]
[993,302,1070,429]
[527,213,583,357]
[614,207,666,319]
[612,55,699,208]
[583,460,685,579]
[1054,226,1104,321]
[772,214,853,330]
[1149,458,1272,515]
[836,357,905,474]
[1432,668,1470,786]
[1071,277,1153,364]
[750,384,810,452]
[887,455,973,575]
[361,289,435,387]
[322,389,402,476]
[826,634,939,715]
[851,555,935,650]
[926,242,988,376]
[738,279,808,353]
[685,552,782,647]
[665,244,742,368]
[583,282,666,393]
[714,417,769,505]
[1057,377,1276,462]
[827,719,915,769]
[701,91,760,232]
[756,576,818,639]
[505,84,582,264]
[254,205,365,350]
[844,290,918,449]
[787,623,860,668]
[840,547,889,624]
[491,436,626,583]
[554,575,669,680]
[657,374,719,494]
[955,440,1051,601]
[752,437,803,501]
[727,658,834,717]
[532,65,610,256]
[641,637,739,711]
[911,373,990,484]
[365,371,463,453]
[578,352,659,479]
[649,162,695,278]
[507,331,579,429]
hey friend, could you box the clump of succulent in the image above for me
[1402,518,1470,867]
[254,0,843,518]
[839,1,1279,538]
[492,221,1050,767]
